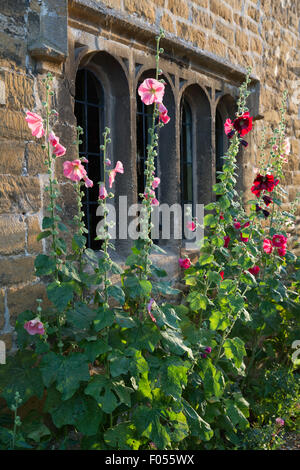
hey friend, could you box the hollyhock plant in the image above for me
[240,233,249,243]
[272,234,287,248]
[263,238,273,254]
[63,159,87,182]
[138,78,165,105]
[53,142,66,157]
[187,221,196,232]
[147,298,157,323]
[83,176,93,188]
[152,177,160,189]
[234,221,241,229]
[49,131,59,147]
[263,195,273,206]
[109,161,124,188]
[277,246,287,257]
[248,266,260,276]
[99,183,108,200]
[25,111,45,138]
[205,347,212,354]
[158,103,170,124]
[224,118,234,136]
[251,173,279,197]
[224,235,230,248]
[275,418,285,427]
[179,258,191,269]
[220,271,224,280]
[233,111,253,136]
[24,318,45,336]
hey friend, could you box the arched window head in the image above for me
[74,68,104,249]
[180,98,193,212]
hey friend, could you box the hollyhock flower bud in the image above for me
[178,258,191,269]
[243,221,250,228]
[201,353,207,359]
[49,131,59,147]
[272,144,278,152]
[263,238,273,254]
[248,266,260,276]
[81,157,88,163]
[25,111,45,138]
[83,176,93,188]
[138,78,165,105]
[240,233,249,243]
[224,236,230,248]
[272,234,287,248]
[187,221,196,231]
[24,318,45,336]
[241,139,248,147]
[234,221,241,229]
[147,298,156,323]
[263,195,273,206]
[275,418,285,427]
[219,213,224,220]
[205,347,212,354]
[53,143,66,157]
[158,103,170,124]
[105,159,111,166]
[152,177,160,189]
[99,183,108,200]
[220,271,224,280]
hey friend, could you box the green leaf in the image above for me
[0,351,44,407]
[37,230,52,241]
[107,285,125,305]
[204,213,217,227]
[182,399,213,441]
[129,324,160,353]
[123,276,152,299]
[160,328,193,358]
[108,350,130,377]
[83,338,111,362]
[46,281,74,312]
[200,361,225,399]
[160,358,188,400]
[133,406,171,450]
[72,234,86,251]
[93,307,115,332]
[114,311,137,328]
[112,381,133,407]
[42,217,55,229]
[104,422,140,450]
[84,376,119,414]
[187,291,208,311]
[198,253,214,266]
[224,399,249,431]
[209,310,230,331]
[66,302,97,330]
[223,337,246,369]
[41,352,90,400]
[34,254,56,276]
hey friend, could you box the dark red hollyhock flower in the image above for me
[263,195,273,206]
[251,173,279,197]
[233,112,253,137]
[220,271,224,280]
[248,265,260,276]
[255,204,270,218]
[241,139,248,147]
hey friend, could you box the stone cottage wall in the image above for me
[0,0,299,352]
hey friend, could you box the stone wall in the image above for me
[0,0,299,352]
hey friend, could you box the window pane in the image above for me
[180,99,193,207]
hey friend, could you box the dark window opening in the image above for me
[215,109,224,180]
[180,98,193,211]
[74,69,105,249]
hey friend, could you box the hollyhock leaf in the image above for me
[107,285,125,305]
[72,233,86,251]
[153,282,180,296]
[41,352,90,400]
[42,217,55,229]
[94,307,115,332]
[84,248,100,264]
[228,294,245,313]
[187,291,208,311]
[104,422,140,450]
[158,305,180,329]
[85,376,119,414]
[182,399,213,441]
[151,264,168,278]
[82,338,112,362]
[160,358,188,401]
[47,281,74,312]
[223,338,246,369]
[198,253,214,266]
[204,202,216,210]
[161,328,193,358]
[129,324,160,353]
[34,254,56,276]
[36,230,52,241]
[114,311,137,329]
[200,361,225,399]
[204,213,217,227]
[75,397,103,436]
[66,302,97,330]
[207,271,222,284]
[112,381,134,408]
[219,279,235,291]
[110,261,124,274]
[0,351,44,407]
[108,351,131,377]
[209,311,230,331]
[133,406,171,450]
[218,196,231,210]
[59,263,81,282]
[225,400,249,430]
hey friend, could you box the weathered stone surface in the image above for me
[0,140,25,175]
[124,0,156,23]
[0,109,32,140]
[177,22,206,49]
[0,31,27,68]
[160,13,176,34]
[7,282,49,326]
[0,333,12,353]
[26,142,47,176]
[0,175,41,215]
[4,72,35,111]
[215,21,235,43]
[0,215,25,255]
[191,7,213,30]
[0,256,35,286]
[0,79,5,105]
[27,216,43,254]
[0,289,5,330]
[168,0,189,19]
[208,36,227,58]
[101,0,122,8]
[235,30,249,51]
[210,0,232,22]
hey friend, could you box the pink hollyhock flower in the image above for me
[158,103,170,124]
[234,221,241,229]
[205,346,212,353]
[147,298,157,323]
[187,221,196,231]
[105,159,111,166]
[282,138,290,156]
[224,118,233,135]
[49,131,59,147]
[99,183,108,200]
[263,238,273,254]
[248,265,260,276]
[275,418,285,427]
[151,198,159,206]
[24,318,45,336]
[272,234,287,248]
[53,142,66,157]
[178,258,191,269]
[109,161,124,188]
[240,233,249,243]
[63,159,87,182]
[138,78,165,105]
[224,235,230,248]
[243,221,250,228]
[83,176,93,188]
[277,246,286,257]
[220,271,224,280]
[25,111,45,138]
[152,177,160,189]
[272,144,279,152]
